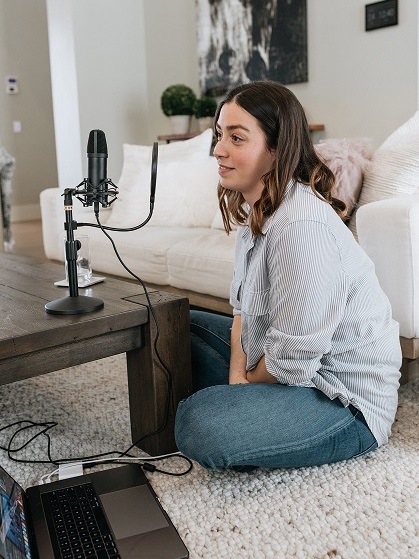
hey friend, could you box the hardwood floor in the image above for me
[8,220,46,260]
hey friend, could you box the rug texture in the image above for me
[0,354,418,559]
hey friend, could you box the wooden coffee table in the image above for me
[0,252,192,455]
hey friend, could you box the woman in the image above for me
[174,81,401,470]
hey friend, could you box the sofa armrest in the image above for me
[40,187,112,262]
[356,195,419,339]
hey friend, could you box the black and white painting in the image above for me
[196,0,307,96]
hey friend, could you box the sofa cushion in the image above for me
[168,230,237,299]
[106,129,219,229]
[349,111,419,236]
[87,226,208,285]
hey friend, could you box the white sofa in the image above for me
[353,110,419,374]
[357,196,419,361]
[41,115,419,372]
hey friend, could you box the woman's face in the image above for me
[214,101,276,206]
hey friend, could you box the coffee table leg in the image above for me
[126,293,192,455]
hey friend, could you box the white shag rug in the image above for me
[0,354,418,559]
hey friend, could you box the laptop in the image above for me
[0,463,189,558]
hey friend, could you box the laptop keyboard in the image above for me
[43,482,120,559]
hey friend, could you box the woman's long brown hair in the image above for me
[215,81,346,235]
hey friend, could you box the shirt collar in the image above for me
[242,179,296,237]
[261,180,295,234]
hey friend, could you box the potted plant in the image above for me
[193,95,218,131]
[161,84,197,134]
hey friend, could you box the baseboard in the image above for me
[11,204,41,222]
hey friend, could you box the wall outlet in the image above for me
[5,75,19,94]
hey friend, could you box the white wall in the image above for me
[61,0,418,185]
[47,0,201,184]
[46,0,82,189]
[1,0,418,219]
[142,0,200,144]
[289,0,418,148]
[0,0,57,220]
[72,0,148,182]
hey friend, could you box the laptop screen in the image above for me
[0,466,32,559]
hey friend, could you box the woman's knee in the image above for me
[174,385,380,471]
[175,387,237,469]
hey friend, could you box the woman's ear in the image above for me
[268,149,276,168]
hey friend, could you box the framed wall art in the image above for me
[365,0,398,32]
[196,0,308,96]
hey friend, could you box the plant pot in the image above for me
[198,117,213,132]
[169,115,191,135]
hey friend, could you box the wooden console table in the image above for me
[0,252,192,455]
[158,125,325,143]
[158,132,199,143]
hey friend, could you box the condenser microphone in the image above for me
[87,129,108,209]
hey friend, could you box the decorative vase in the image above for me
[198,117,213,132]
[169,115,191,135]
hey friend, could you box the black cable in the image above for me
[82,454,194,476]
[0,421,58,465]
[0,207,182,469]
[0,189,186,474]
[85,207,176,454]
[0,420,138,467]
[72,176,175,450]
[0,420,193,476]
[141,456,194,476]
[77,180,153,233]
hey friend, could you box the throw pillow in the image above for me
[348,111,419,236]
[314,138,372,218]
[106,129,219,228]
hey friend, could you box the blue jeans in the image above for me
[174,310,378,470]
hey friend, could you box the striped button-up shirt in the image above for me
[230,181,401,446]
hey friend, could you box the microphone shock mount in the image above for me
[73,178,119,209]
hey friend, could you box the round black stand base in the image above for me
[45,295,104,315]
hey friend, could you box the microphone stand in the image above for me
[45,139,156,316]
[45,188,104,315]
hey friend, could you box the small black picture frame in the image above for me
[365,0,398,31]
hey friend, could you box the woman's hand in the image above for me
[246,356,277,383]
[229,316,276,384]
[229,372,250,384]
